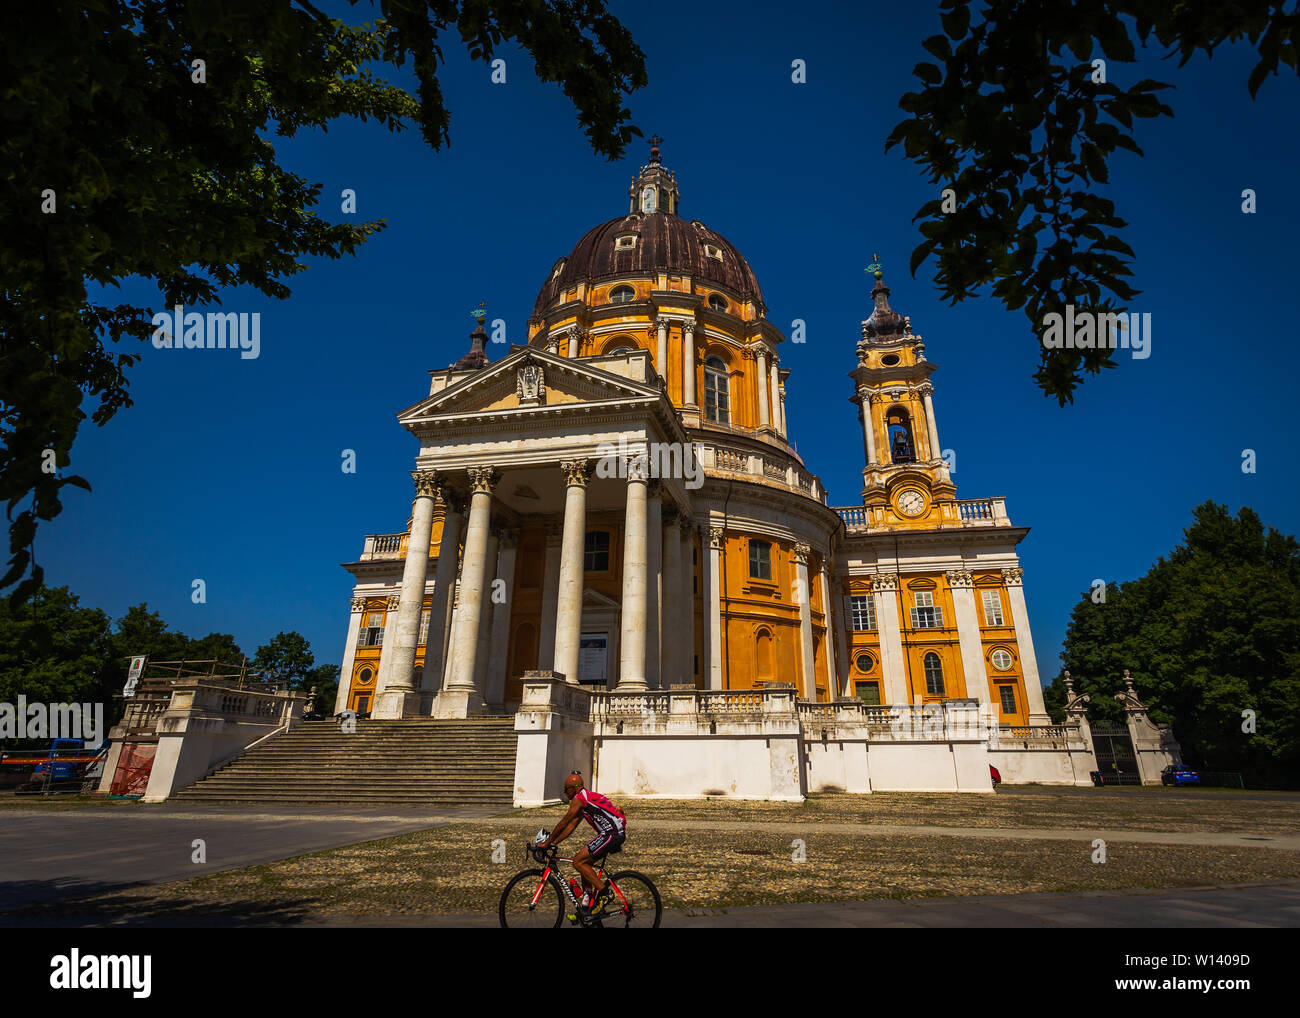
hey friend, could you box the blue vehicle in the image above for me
[1161,764,1200,786]
[1,739,110,792]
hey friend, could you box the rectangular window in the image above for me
[418,610,430,646]
[584,530,610,572]
[849,595,876,632]
[982,590,1005,626]
[999,685,1017,714]
[855,681,881,706]
[360,611,386,647]
[749,539,772,580]
[910,591,944,629]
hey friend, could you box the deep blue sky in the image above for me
[44,1,1300,689]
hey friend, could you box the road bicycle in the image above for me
[498,831,662,928]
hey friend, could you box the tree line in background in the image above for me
[1043,502,1300,789]
[0,586,339,744]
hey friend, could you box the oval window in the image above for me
[855,653,873,672]
[357,668,374,685]
[708,293,728,312]
[609,285,635,304]
[991,649,1013,670]
[881,354,900,366]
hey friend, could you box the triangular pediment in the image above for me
[399,347,661,424]
[582,588,621,610]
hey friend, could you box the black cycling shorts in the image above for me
[586,829,625,859]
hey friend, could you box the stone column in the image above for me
[857,387,877,466]
[769,359,782,436]
[682,322,697,406]
[485,528,518,711]
[1002,567,1050,724]
[682,516,697,686]
[567,326,580,359]
[655,316,669,383]
[873,574,908,705]
[779,379,788,436]
[374,470,441,718]
[831,580,852,698]
[919,382,941,461]
[661,507,682,686]
[437,491,466,679]
[616,455,650,690]
[947,569,991,710]
[335,597,365,714]
[754,345,770,429]
[537,522,563,670]
[420,490,465,710]
[472,527,501,702]
[818,564,840,698]
[707,525,723,690]
[646,481,663,689]
[554,460,592,684]
[793,543,816,700]
[433,465,498,717]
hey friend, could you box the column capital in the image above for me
[792,542,811,565]
[663,504,680,526]
[647,478,663,498]
[350,597,366,613]
[917,381,935,398]
[855,385,873,404]
[682,320,696,337]
[1001,566,1024,587]
[708,525,724,549]
[870,573,897,593]
[466,465,500,494]
[559,458,594,487]
[945,568,974,589]
[386,594,401,610]
[679,514,696,537]
[625,453,651,483]
[412,469,442,497]
[654,315,671,330]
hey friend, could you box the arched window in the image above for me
[708,293,728,312]
[609,285,635,304]
[923,652,945,695]
[886,407,916,464]
[704,355,730,424]
[756,628,773,680]
[608,344,634,355]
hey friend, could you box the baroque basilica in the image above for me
[333,142,1048,732]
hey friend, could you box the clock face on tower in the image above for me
[895,489,927,517]
[641,186,657,213]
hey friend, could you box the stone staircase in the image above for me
[171,718,518,807]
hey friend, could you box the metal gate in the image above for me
[1091,724,1140,784]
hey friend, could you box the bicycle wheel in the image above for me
[499,869,565,928]
[600,871,662,928]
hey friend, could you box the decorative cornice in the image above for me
[870,574,898,593]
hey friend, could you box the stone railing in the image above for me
[696,441,825,503]
[587,684,798,728]
[360,532,407,560]
[590,691,673,718]
[834,497,1010,532]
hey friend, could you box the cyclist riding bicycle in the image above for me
[535,771,626,916]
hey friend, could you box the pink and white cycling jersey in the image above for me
[574,788,626,836]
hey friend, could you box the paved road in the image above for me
[15,880,1296,928]
[0,805,501,912]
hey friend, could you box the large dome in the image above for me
[530,211,765,319]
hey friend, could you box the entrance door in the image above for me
[578,633,609,687]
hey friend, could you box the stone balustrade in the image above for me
[834,497,1011,532]
[696,441,825,502]
[360,532,407,560]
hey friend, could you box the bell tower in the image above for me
[849,259,956,523]
[627,135,679,215]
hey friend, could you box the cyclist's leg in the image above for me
[574,836,610,894]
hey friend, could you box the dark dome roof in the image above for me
[531,211,764,319]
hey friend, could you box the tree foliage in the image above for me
[887,0,1298,403]
[1,0,647,605]
[1044,502,1300,787]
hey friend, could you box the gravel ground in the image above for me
[9,792,1300,922]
